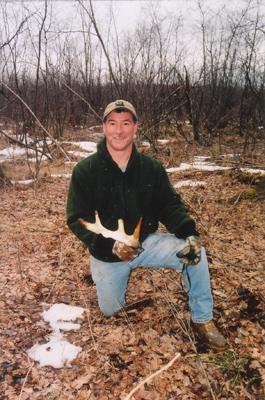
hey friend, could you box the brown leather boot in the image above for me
[190,320,227,351]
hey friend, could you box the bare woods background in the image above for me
[0,0,264,149]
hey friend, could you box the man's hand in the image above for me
[177,236,201,265]
[112,241,143,262]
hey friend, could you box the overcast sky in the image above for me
[1,0,264,78]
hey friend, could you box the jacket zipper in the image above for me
[122,172,128,222]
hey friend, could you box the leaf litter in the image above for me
[0,145,265,399]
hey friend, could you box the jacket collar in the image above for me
[97,136,138,168]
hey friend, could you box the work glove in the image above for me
[112,241,144,262]
[176,236,201,265]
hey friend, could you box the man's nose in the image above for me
[115,123,123,134]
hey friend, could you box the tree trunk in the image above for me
[0,164,11,187]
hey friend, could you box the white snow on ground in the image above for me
[1,134,264,182]
[174,180,207,188]
[65,141,97,155]
[166,155,265,175]
[0,140,97,163]
[27,303,86,368]
[51,173,72,179]
[166,163,229,173]
[67,150,93,158]
[157,139,170,144]
[0,146,30,161]
[13,179,35,185]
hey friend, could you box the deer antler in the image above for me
[78,211,142,248]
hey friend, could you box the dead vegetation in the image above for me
[0,133,265,399]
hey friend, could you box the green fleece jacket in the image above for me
[67,137,198,262]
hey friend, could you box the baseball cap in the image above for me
[103,100,138,121]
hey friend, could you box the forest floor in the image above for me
[0,131,265,399]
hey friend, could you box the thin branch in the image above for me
[0,129,53,160]
[60,79,101,120]
[0,14,33,50]
[124,353,181,400]
[77,0,122,97]
[19,357,34,400]
[207,251,264,271]
[1,82,71,162]
[16,240,23,279]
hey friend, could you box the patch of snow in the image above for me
[174,180,207,188]
[51,173,73,179]
[166,163,229,173]
[167,162,265,175]
[193,156,209,161]
[65,141,97,153]
[157,139,170,144]
[27,303,86,369]
[0,146,28,161]
[222,154,240,157]
[28,339,82,369]
[140,141,150,147]
[9,134,34,145]
[27,155,49,162]
[0,145,49,162]
[12,179,34,185]
[42,303,85,330]
[240,168,265,175]
[67,150,92,158]
[65,161,77,165]
[2,140,264,178]
[88,125,102,130]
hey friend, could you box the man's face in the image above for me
[103,111,138,154]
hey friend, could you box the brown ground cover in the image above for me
[0,135,265,399]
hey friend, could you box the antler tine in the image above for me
[78,211,142,248]
[133,216,142,240]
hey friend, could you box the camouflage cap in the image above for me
[103,100,137,121]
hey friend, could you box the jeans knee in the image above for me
[99,300,123,317]
[102,309,115,317]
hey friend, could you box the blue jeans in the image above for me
[90,233,213,323]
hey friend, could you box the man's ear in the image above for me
[134,122,138,134]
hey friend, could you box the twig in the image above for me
[207,251,264,271]
[115,298,134,331]
[17,240,23,278]
[157,268,183,290]
[124,352,181,400]
[19,358,34,400]
[45,235,63,301]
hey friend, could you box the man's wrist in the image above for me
[177,235,202,265]
[178,221,200,240]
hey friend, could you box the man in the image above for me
[67,100,226,350]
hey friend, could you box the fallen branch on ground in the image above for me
[123,352,181,400]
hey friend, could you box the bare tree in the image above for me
[77,0,122,98]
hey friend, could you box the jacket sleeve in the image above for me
[66,164,115,254]
[153,164,199,239]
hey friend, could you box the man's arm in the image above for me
[153,164,199,239]
[153,164,202,265]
